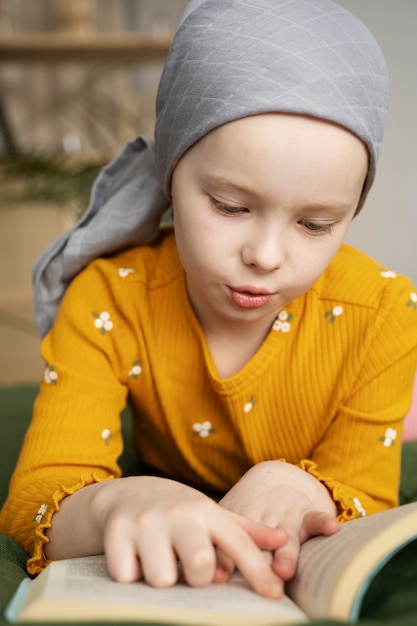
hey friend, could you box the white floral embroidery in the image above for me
[407,292,417,310]
[380,270,397,279]
[44,365,58,385]
[34,504,48,524]
[193,421,214,438]
[118,267,135,278]
[244,396,257,413]
[93,311,113,334]
[101,428,112,445]
[325,306,344,323]
[273,310,292,332]
[352,497,366,517]
[380,427,397,447]
[129,360,142,379]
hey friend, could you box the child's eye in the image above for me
[210,198,248,215]
[299,220,334,235]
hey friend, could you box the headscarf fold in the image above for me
[33,138,168,337]
[33,0,389,337]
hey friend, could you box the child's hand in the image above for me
[218,461,340,582]
[47,475,287,598]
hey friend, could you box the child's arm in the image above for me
[44,474,287,598]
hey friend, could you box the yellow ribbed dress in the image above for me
[1,230,417,574]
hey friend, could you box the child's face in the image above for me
[171,113,368,333]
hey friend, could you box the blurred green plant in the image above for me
[0,152,103,216]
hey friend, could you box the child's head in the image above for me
[154,0,388,213]
[171,112,368,329]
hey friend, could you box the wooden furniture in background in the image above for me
[0,32,173,63]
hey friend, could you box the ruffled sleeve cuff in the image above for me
[27,472,114,576]
[299,459,366,522]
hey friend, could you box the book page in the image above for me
[287,502,417,621]
[18,555,308,625]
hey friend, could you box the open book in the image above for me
[6,501,417,625]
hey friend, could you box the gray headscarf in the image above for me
[33,0,389,337]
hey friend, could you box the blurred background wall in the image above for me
[0,0,416,383]
[338,0,417,285]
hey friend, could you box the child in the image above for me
[1,0,417,600]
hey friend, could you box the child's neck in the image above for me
[203,317,275,379]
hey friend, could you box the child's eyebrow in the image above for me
[206,175,259,197]
[299,202,355,215]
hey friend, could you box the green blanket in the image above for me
[1,385,417,626]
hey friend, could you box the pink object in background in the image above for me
[403,373,417,441]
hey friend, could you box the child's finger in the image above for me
[299,510,340,543]
[172,526,217,587]
[212,549,234,583]
[271,510,340,580]
[234,513,288,550]
[212,516,287,585]
[131,513,179,588]
[271,532,300,581]
[103,516,143,583]
[212,517,284,599]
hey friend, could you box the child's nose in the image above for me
[242,225,286,273]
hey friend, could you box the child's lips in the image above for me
[228,286,274,309]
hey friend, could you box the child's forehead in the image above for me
[155,0,388,212]
[185,113,368,184]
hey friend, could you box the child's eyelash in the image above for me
[300,220,334,235]
[210,199,334,233]
[210,198,246,215]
